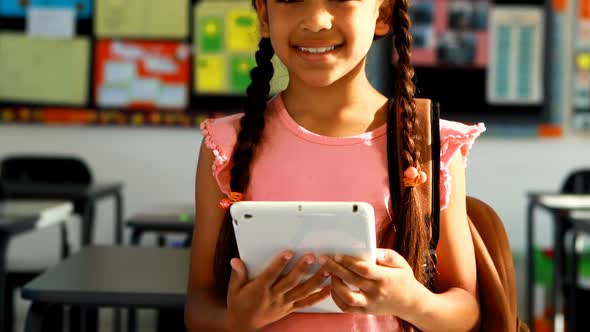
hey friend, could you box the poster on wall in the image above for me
[94,0,188,39]
[194,1,259,94]
[0,32,90,105]
[573,0,590,130]
[486,6,544,105]
[0,0,92,18]
[409,0,489,67]
[94,40,191,110]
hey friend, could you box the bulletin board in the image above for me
[408,0,562,137]
[0,0,267,127]
[0,0,573,135]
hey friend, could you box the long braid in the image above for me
[389,1,432,330]
[393,0,431,286]
[213,37,275,298]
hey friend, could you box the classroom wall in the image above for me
[1,122,589,324]
[1,125,200,270]
[2,124,589,269]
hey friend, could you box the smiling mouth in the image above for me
[296,45,343,54]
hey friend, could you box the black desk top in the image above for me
[3,181,124,200]
[126,206,194,232]
[22,246,189,308]
[0,200,73,235]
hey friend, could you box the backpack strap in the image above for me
[387,99,402,216]
[430,102,441,260]
[389,98,441,281]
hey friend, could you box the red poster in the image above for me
[94,40,191,110]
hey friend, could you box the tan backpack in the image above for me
[389,99,529,332]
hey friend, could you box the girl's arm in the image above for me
[185,140,331,331]
[185,140,232,331]
[404,151,480,332]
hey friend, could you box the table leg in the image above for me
[552,215,567,332]
[59,224,70,259]
[80,202,95,246]
[183,233,192,247]
[127,229,143,332]
[70,306,98,332]
[24,302,62,332]
[127,308,138,332]
[113,192,124,332]
[157,233,166,247]
[130,229,143,246]
[525,200,535,326]
[114,191,123,245]
[24,302,46,332]
[568,232,580,332]
[0,233,9,329]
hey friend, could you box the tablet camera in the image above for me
[353,204,358,213]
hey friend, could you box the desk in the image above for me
[3,182,124,245]
[126,204,194,246]
[0,200,73,329]
[526,193,590,331]
[22,246,189,332]
[565,210,590,332]
[125,205,193,332]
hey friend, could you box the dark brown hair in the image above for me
[212,1,432,329]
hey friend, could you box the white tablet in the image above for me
[230,201,377,313]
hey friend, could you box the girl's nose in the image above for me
[300,4,333,32]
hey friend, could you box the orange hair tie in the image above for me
[219,192,244,210]
[403,167,427,188]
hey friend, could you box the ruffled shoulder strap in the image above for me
[439,119,486,210]
[200,113,244,196]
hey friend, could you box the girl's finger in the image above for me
[292,287,331,310]
[271,254,315,295]
[228,258,248,294]
[256,250,294,286]
[330,255,380,280]
[330,286,366,314]
[321,257,374,292]
[284,268,329,303]
[375,249,410,269]
[330,276,369,307]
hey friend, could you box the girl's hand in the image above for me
[320,248,421,317]
[226,251,331,331]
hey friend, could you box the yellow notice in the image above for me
[0,32,90,105]
[95,0,188,38]
[196,54,225,93]
[227,8,259,52]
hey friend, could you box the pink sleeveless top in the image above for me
[200,94,485,331]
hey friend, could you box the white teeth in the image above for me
[298,46,336,54]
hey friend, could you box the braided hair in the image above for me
[386,0,433,330]
[213,36,275,298]
[213,4,432,331]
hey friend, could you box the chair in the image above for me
[560,169,590,331]
[0,155,90,332]
[562,169,590,194]
[0,155,92,186]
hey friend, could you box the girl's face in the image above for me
[256,0,391,88]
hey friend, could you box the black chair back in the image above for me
[0,155,92,186]
[561,169,590,194]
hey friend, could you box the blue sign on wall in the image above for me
[0,0,92,18]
